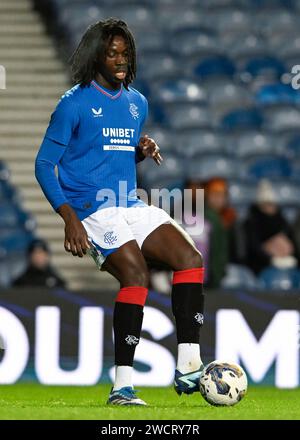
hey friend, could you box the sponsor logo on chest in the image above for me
[102,127,136,151]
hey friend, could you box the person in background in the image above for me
[244,179,300,275]
[181,178,234,288]
[13,239,65,288]
[203,178,236,288]
[292,212,300,255]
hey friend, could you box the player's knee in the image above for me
[180,247,203,270]
[121,264,150,287]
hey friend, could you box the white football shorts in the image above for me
[82,205,173,269]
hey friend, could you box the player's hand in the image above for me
[138,134,163,165]
[64,217,91,258]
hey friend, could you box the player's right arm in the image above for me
[57,203,90,257]
[35,93,90,257]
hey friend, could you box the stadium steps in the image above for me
[0,99,57,110]
[0,0,32,11]
[3,60,64,72]
[0,0,118,291]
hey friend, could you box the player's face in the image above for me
[100,35,129,86]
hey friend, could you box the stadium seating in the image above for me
[173,129,227,158]
[0,161,36,287]
[255,83,300,106]
[259,266,300,290]
[246,156,292,179]
[234,131,283,158]
[152,80,207,105]
[220,108,264,131]
[194,55,236,79]
[221,264,261,290]
[187,155,241,180]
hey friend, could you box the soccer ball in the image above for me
[199,361,247,406]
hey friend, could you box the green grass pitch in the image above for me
[0,384,299,420]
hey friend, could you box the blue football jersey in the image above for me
[37,81,148,219]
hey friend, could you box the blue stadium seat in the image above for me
[152,80,207,104]
[255,9,297,37]
[283,55,300,73]
[256,83,300,106]
[0,248,11,288]
[262,106,300,132]
[259,266,300,290]
[240,56,286,80]
[58,4,106,33]
[163,103,213,130]
[269,181,300,206]
[169,29,221,57]
[227,35,267,62]
[228,180,257,205]
[173,129,228,158]
[155,5,204,31]
[194,55,236,79]
[138,154,185,191]
[207,81,253,115]
[235,131,282,158]
[221,264,261,290]
[0,230,34,253]
[276,36,300,61]
[0,160,10,181]
[0,203,36,234]
[138,52,181,81]
[246,156,292,179]
[98,0,155,5]
[186,155,240,180]
[143,126,175,153]
[286,134,300,159]
[0,204,20,229]
[220,108,263,131]
[200,0,251,7]
[134,30,166,53]
[131,79,151,99]
[0,181,16,202]
[253,0,295,9]
[104,4,155,30]
[291,158,300,181]
[206,9,252,34]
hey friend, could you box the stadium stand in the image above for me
[2,0,300,290]
[0,161,35,287]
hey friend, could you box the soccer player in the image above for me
[35,18,205,406]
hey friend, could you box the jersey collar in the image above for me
[91,80,123,100]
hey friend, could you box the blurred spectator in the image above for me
[180,178,235,288]
[293,212,300,256]
[204,178,238,288]
[205,178,237,230]
[13,239,65,288]
[244,179,300,275]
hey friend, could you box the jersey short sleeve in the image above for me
[45,92,79,146]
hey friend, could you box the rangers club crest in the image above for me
[194,313,204,325]
[125,335,139,345]
[104,231,117,246]
[129,103,139,119]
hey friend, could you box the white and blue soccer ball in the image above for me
[199,360,248,406]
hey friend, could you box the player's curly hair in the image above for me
[70,18,136,89]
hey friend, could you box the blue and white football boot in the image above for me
[174,366,204,396]
[107,386,147,406]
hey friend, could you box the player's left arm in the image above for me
[135,94,163,165]
[137,134,163,165]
